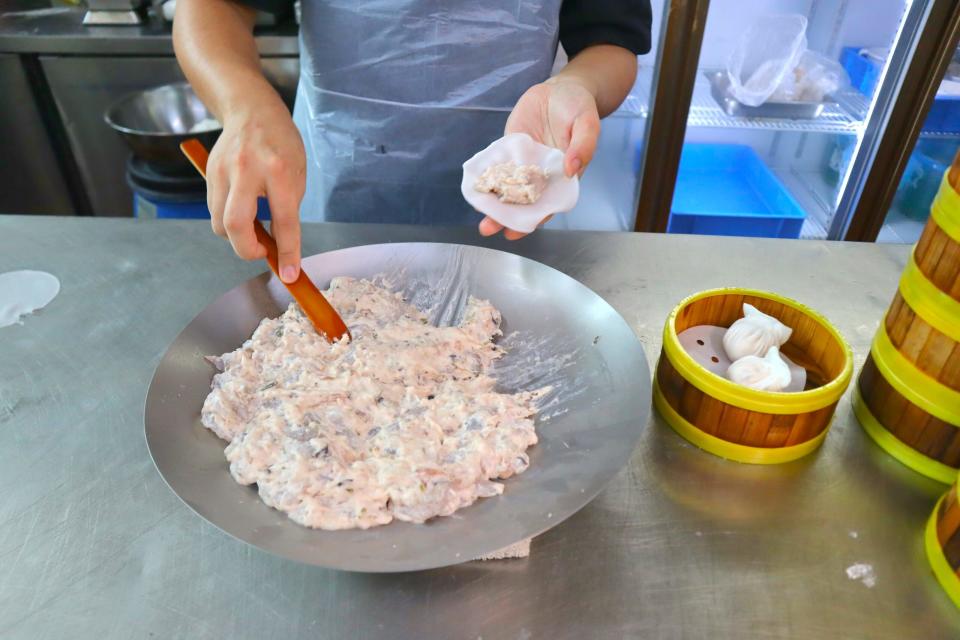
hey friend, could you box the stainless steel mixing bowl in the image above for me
[104,82,221,169]
[144,243,651,572]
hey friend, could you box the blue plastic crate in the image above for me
[924,95,960,134]
[840,46,881,97]
[669,144,806,238]
[841,46,960,133]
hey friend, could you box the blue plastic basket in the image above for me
[841,46,960,134]
[840,47,881,97]
[669,144,806,238]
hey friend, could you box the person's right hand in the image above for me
[207,96,306,283]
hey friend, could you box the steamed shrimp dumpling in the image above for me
[726,346,792,392]
[722,303,793,361]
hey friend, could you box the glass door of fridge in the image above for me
[877,47,960,243]
[544,4,663,232]
[648,0,925,240]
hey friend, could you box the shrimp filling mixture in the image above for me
[474,161,549,204]
[201,277,546,530]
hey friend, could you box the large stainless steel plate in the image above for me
[145,243,650,572]
[707,71,832,119]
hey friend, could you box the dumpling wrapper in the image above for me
[679,325,806,392]
[461,133,580,233]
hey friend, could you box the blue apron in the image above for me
[293,2,561,225]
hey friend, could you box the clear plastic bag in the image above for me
[770,51,850,103]
[726,14,808,107]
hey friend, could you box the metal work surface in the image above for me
[146,243,650,572]
[0,5,298,55]
[1,216,958,639]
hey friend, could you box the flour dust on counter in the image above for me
[201,277,549,530]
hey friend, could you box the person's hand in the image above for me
[207,95,306,283]
[479,78,600,240]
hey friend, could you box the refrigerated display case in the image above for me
[545,43,654,231]
[664,0,917,239]
[618,0,960,240]
[877,47,960,243]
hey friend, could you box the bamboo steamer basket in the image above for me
[855,172,960,485]
[926,472,960,609]
[654,288,854,464]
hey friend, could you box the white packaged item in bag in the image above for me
[727,14,808,107]
[769,50,849,103]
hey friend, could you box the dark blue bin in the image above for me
[669,144,806,239]
[132,186,271,220]
[924,95,960,135]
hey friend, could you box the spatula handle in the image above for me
[179,139,350,342]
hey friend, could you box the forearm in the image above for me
[548,44,638,117]
[173,0,285,124]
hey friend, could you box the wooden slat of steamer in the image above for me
[657,353,833,449]
[919,332,959,384]
[740,410,774,447]
[915,411,956,461]
[884,291,960,392]
[716,403,752,443]
[693,394,727,437]
[942,431,960,468]
[764,414,796,448]
[859,356,960,466]
[784,404,828,446]
[656,355,721,437]
[679,382,706,433]
[861,358,915,445]
[941,493,960,570]
[860,358,908,436]
[932,237,960,299]
[914,200,960,303]
[938,483,960,549]
[897,309,934,361]
[915,217,951,283]
[884,292,912,346]
[706,295,756,327]
[656,355,684,407]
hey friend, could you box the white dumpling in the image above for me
[726,346,792,392]
[722,303,793,361]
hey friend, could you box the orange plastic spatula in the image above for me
[180,138,350,343]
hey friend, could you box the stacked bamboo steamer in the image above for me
[854,167,960,485]
[927,472,960,609]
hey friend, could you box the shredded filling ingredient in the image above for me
[201,277,546,530]
[474,161,549,204]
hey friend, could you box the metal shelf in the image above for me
[616,67,869,135]
[688,72,867,134]
[919,129,960,139]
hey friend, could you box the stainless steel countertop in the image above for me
[0,6,298,56]
[2,216,958,639]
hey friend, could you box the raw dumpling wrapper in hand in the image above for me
[722,303,793,361]
[461,133,579,233]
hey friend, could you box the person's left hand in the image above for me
[479,78,600,240]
